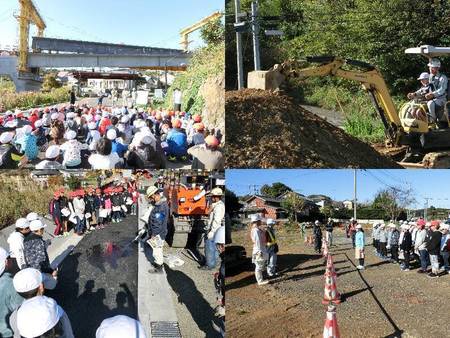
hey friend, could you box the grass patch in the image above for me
[0,86,71,111]
[300,80,406,143]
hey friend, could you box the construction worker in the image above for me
[0,247,24,338]
[325,218,334,246]
[131,88,137,107]
[7,218,30,272]
[173,88,182,112]
[425,58,448,123]
[250,214,269,286]
[355,224,365,270]
[265,218,279,277]
[214,225,226,319]
[200,187,225,270]
[313,220,322,254]
[145,186,168,273]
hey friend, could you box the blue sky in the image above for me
[0,0,223,50]
[226,169,450,209]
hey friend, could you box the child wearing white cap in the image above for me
[60,130,83,168]
[0,132,26,169]
[355,224,365,270]
[0,247,25,338]
[7,218,31,272]
[23,220,58,290]
[35,145,63,170]
[96,315,146,338]
[16,295,74,338]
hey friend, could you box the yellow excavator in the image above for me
[248,54,450,163]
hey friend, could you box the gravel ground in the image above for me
[165,246,223,338]
[48,214,138,338]
[226,226,450,338]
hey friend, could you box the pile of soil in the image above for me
[226,89,401,168]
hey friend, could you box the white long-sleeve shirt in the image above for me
[7,231,26,269]
[207,200,225,238]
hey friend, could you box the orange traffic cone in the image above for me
[323,304,340,338]
[304,236,308,244]
[322,260,341,305]
[309,235,314,245]
[322,240,329,258]
[324,255,336,277]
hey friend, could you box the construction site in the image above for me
[225,169,450,338]
[225,1,450,169]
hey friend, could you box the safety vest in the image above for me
[266,228,277,246]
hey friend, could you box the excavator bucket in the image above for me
[247,65,286,91]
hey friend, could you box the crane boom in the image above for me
[17,0,46,72]
[179,11,222,51]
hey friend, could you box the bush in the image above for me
[164,43,224,114]
[0,86,70,111]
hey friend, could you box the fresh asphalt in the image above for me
[47,215,138,338]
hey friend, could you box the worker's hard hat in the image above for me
[250,214,261,222]
[266,218,276,225]
[417,72,430,80]
[214,226,225,245]
[314,220,319,225]
[146,186,159,197]
[209,187,223,196]
[428,58,441,68]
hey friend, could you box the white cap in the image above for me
[13,268,43,293]
[85,114,93,122]
[17,296,63,338]
[441,224,449,231]
[65,130,77,140]
[0,132,14,144]
[250,214,261,222]
[120,116,129,123]
[315,220,319,225]
[96,315,146,338]
[45,145,60,159]
[106,129,117,140]
[51,113,59,120]
[26,212,39,222]
[141,135,152,145]
[66,112,75,119]
[388,223,397,228]
[417,72,430,80]
[137,107,144,113]
[5,120,18,128]
[266,218,275,225]
[29,219,46,231]
[214,226,225,244]
[34,120,43,128]
[0,247,8,275]
[88,121,97,130]
[356,224,362,229]
[15,218,30,229]
[428,58,441,68]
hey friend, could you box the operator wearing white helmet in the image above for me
[425,58,448,123]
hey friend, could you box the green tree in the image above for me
[42,73,62,92]
[281,192,305,223]
[372,186,415,220]
[225,189,241,216]
[201,17,225,46]
[65,175,81,191]
[260,182,292,197]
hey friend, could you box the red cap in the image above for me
[194,122,204,131]
[172,119,182,128]
[193,114,202,123]
[205,135,219,147]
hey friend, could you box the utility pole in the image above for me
[424,197,432,220]
[353,169,357,220]
[234,0,244,89]
[251,1,261,70]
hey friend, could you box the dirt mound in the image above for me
[226,89,401,168]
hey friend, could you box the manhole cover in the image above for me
[150,321,182,338]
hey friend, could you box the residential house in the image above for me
[240,195,288,220]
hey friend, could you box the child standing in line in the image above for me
[355,224,365,270]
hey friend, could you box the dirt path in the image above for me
[226,227,450,338]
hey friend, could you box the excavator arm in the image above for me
[248,56,403,144]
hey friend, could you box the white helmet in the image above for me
[428,58,441,68]
[250,214,261,222]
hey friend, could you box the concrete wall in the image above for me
[0,56,42,92]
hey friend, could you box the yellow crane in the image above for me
[179,11,222,51]
[16,0,46,72]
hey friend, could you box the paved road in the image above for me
[47,214,138,338]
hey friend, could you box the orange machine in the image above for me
[164,171,224,247]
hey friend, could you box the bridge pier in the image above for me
[0,56,42,92]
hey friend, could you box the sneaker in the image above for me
[257,280,269,286]
[427,272,439,278]
[417,269,426,273]
[403,268,410,271]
